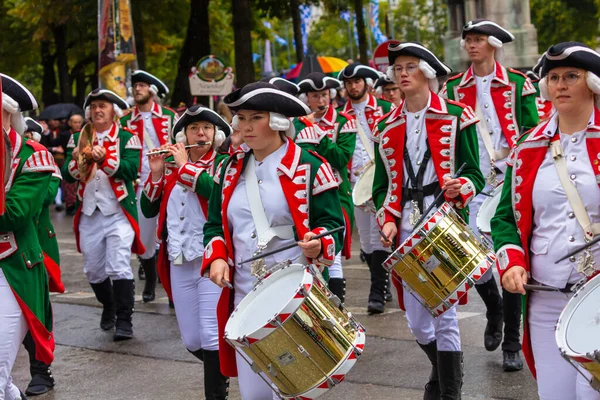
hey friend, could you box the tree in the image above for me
[232,0,255,86]
[290,0,304,62]
[390,0,447,57]
[170,0,211,107]
[353,0,368,64]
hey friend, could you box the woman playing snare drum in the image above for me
[491,42,600,400]
[202,82,345,400]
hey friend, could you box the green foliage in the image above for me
[389,0,447,56]
[308,14,354,60]
[531,0,600,51]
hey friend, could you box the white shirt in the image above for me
[350,100,374,183]
[399,96,438,242]
[475,72,510,180]
[81,128,120,217]
[166,180,206,262]
[227,142,301,297]
[530,115,600,288]
[139,111,160,182]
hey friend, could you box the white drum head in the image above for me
[353,164,375,207]
[225,264,311,342]
[556,274,600,356]
[476,187,502,234]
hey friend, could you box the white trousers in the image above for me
[529,291,600,400]
[354,206,386,254]
[80,209,135,284]
[401,284,461,351]
[170,258,221,352]
[467,193,494,285]
[233,292,279,400]
[328,252,343,279]
[136,186,159,260]
[0,270,28,400]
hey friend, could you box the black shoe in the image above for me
[367,300,385,314]
[140,256,157,303]
[438,351,463,400]
[113,279,135,341]
[65,205,77,216]
[367,251,389,314]
[25,372,55,396]
[90,278,116,330]
[418,341,440,400]
[204,350,230,400]
[328,278,346,304]
[54,204,64,212]
[475,277,503,351]
[502,351,523,372]
[22,332,55,396]
[138,264,146,280]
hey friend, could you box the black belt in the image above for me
[401,182,441,207]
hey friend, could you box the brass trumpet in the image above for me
[145,141,212,156]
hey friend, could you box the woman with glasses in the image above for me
[491,42,600,400]
[140,105,231,399]
[202,81,344,400]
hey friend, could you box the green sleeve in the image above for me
[520,91,540,132]
[44,177,61,207]
[203,167,227,248]
[0,171,51,231]
[61,133,78,183]
[309,179,345,254]
[490,166,521,251]
[317,132,355,171]
[457,123,485,196]
[372,142,389,210]
[140,186,161,218]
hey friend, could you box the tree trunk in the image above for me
[131,0,146,70]
[53,24,73,103]
[354,0,368,64]
[232,0,255,87]
[171,0,211,108]
[40,40,59,107]
[290,0,304,63]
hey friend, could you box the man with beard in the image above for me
[120,70,176,303]
[337,63,394,314]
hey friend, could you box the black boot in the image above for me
[90,278,116,330]
[23,332,54,396]
[438,351,463,400]
[140,256,157,303]
[204,350,230,400]
[137,261,145,281]
[474,276,503,351]
[112,279,135,341]
[187,348,204,362]
[418,341,440,400]
[328,278,346,304]
[367,250,389,314]
[502,288,523,371]
[384,273,393,302]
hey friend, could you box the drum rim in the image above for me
[476,185,502,234]
[555,273,600,357]
[224,263,312,344]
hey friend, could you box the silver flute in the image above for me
[146,141,212,156]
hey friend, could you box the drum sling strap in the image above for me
[402,140,441,213]
[550,136,600,276]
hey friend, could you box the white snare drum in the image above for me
[476,185,502,234]
[225,263,366,399]
[352,162,375,213]
[555,273,600,392]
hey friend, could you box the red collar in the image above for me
[342,93,378,114]
[386,91,447,124]
[459,61,509,87]
[131,101,162,121]
[319,106,336,127]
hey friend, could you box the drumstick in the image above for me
[221,279,233,289]
[412,162,467,228]
[479,190,494,197]
[555,235,600,263]
[239,226,345,265]
[523,284,561,292]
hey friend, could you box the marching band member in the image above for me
[337,63,394,314]
[120,70,176,302]
[295,71,357,302]
[141,105,231,399]
[439,19,539,370]
[491,42,600,400]
[62,89,144,341]
[1,74,56,400]
[22,117,63,396]
[202,82,344,400]
[374,43,485,399]
[374,73,403,107]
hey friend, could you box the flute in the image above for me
[146,141,212,156]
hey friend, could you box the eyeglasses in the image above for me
[187,124,214,133]
[547,71,582,87]
[393,63,419,75]
[383,87,400,94]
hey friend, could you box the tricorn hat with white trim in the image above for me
[24,117,43,134]
[84,89,129,110]
[131,70,169,98]
[387,42,452,78]
[1,73,38,113]
[172,104,232,147]
[539,42,600,78]
[260,77,300,96]
[337,63,380,85]
[224,82,310,117]
[298,72,341,93]
[461,19,514,48]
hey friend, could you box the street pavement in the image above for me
[11,209,539,399]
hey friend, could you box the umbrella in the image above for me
[38,103,85,121]
[285,56,349,82]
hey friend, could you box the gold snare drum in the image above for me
[383,202,496,317]
[225,264,365,399]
